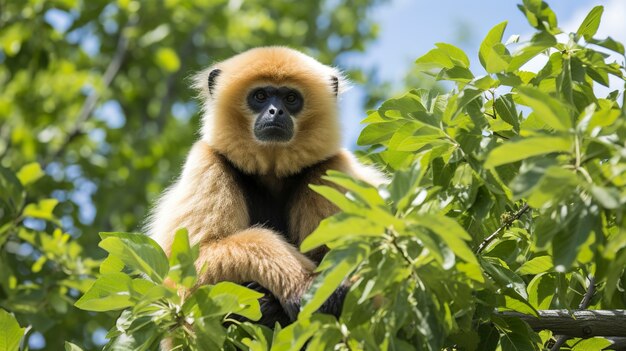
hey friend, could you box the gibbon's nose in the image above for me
[268,107,284,115]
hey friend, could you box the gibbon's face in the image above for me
[195,47,345,175]
[246,85,304,143]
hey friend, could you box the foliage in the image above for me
[0,0,381,349]
[2,0,626,350]
[73,1,626,350]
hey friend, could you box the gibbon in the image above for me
[148,46,385,326]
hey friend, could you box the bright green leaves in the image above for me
[355,2,625,349]
[168,228,198,288]
[76,230,263,350]
[16,162,44,186]
[516,86,572,131]
[415,42,473,83]
[300,243,369,319]
[576,6,603,41]
[479,21,511,73]
[301,168,484,349]
[99,232,169,283]
[75,273,135,311]
[22,198,59,222]
[0,309,24,351]
[485,136,571,168]
[508,31,556,72]
[518,0,559,34]
[155,47,181,72]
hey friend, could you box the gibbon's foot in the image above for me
[317,284,348,318]
[233,281,348,328]
[228,282,291,328]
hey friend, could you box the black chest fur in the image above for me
[220,156,315,244]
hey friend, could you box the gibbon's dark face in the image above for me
[246,86,304,143]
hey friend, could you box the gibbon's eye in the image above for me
[284,93,297,104]
[254,90,267,102]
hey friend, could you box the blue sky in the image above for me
[338,0,626,147]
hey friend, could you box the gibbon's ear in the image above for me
[208,69,222,95]
[330,76,339,97]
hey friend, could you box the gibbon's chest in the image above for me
[220,155,319,244]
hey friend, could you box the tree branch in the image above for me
[155,24,205,132]
[45,19,135,165]
[500,309,626,338]
[476,203,530,254]
[550,276,596,350]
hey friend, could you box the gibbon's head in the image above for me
[193,47,347,176]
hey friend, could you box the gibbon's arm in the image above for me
[148,141,317,316]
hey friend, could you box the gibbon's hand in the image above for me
[242,280,348,324]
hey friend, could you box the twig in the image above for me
[476,203,530,254]
[45,19,135,165]
[550,276,596,351]
[155,24,205,132]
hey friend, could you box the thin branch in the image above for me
[476,203,530,254]
[45,19,135,165]
[155,24,205,132]
[550,276,596,351]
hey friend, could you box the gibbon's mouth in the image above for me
[254,124,293,143]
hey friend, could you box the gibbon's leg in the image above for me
[195,227,316,320]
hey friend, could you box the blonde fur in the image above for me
[148,47,385,330]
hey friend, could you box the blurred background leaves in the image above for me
[0,0,382,348]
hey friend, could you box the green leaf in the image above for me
[494,94,520,132]
[588,37,625,55]
[323,171,386,208]
[0,309,24,351]
[193,317,226,350]
[183,282,263,321]
[516,86,572,130]
[358,122,404,145]
[155,47,180,72]
[518,0,559,33]
[590,185,621,209]
[576,6,603,41]
[22,198,59,221]
[65,341,85,351]
[16,162,44,186]
[527,273,556,309]
[435,42,470,68]
[100,255,125,274]
[517,256,552,275]
[552,205,598,270]
[0,166,25,219]
[508,32,556,72]
[485,136,571,168]
[74,273,134,311]
[167,228,198,288]
[493,314,541,351]
[525,166,579,209]
[413,215,482,281]
[415,48,455,70]
[571,337,612,351]
[300,242,369,318]
[389,162,425,213]
[479,21,510,73]
[301,213,385,252]
[99,232,169,283]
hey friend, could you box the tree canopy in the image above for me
[1,0,626,350]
